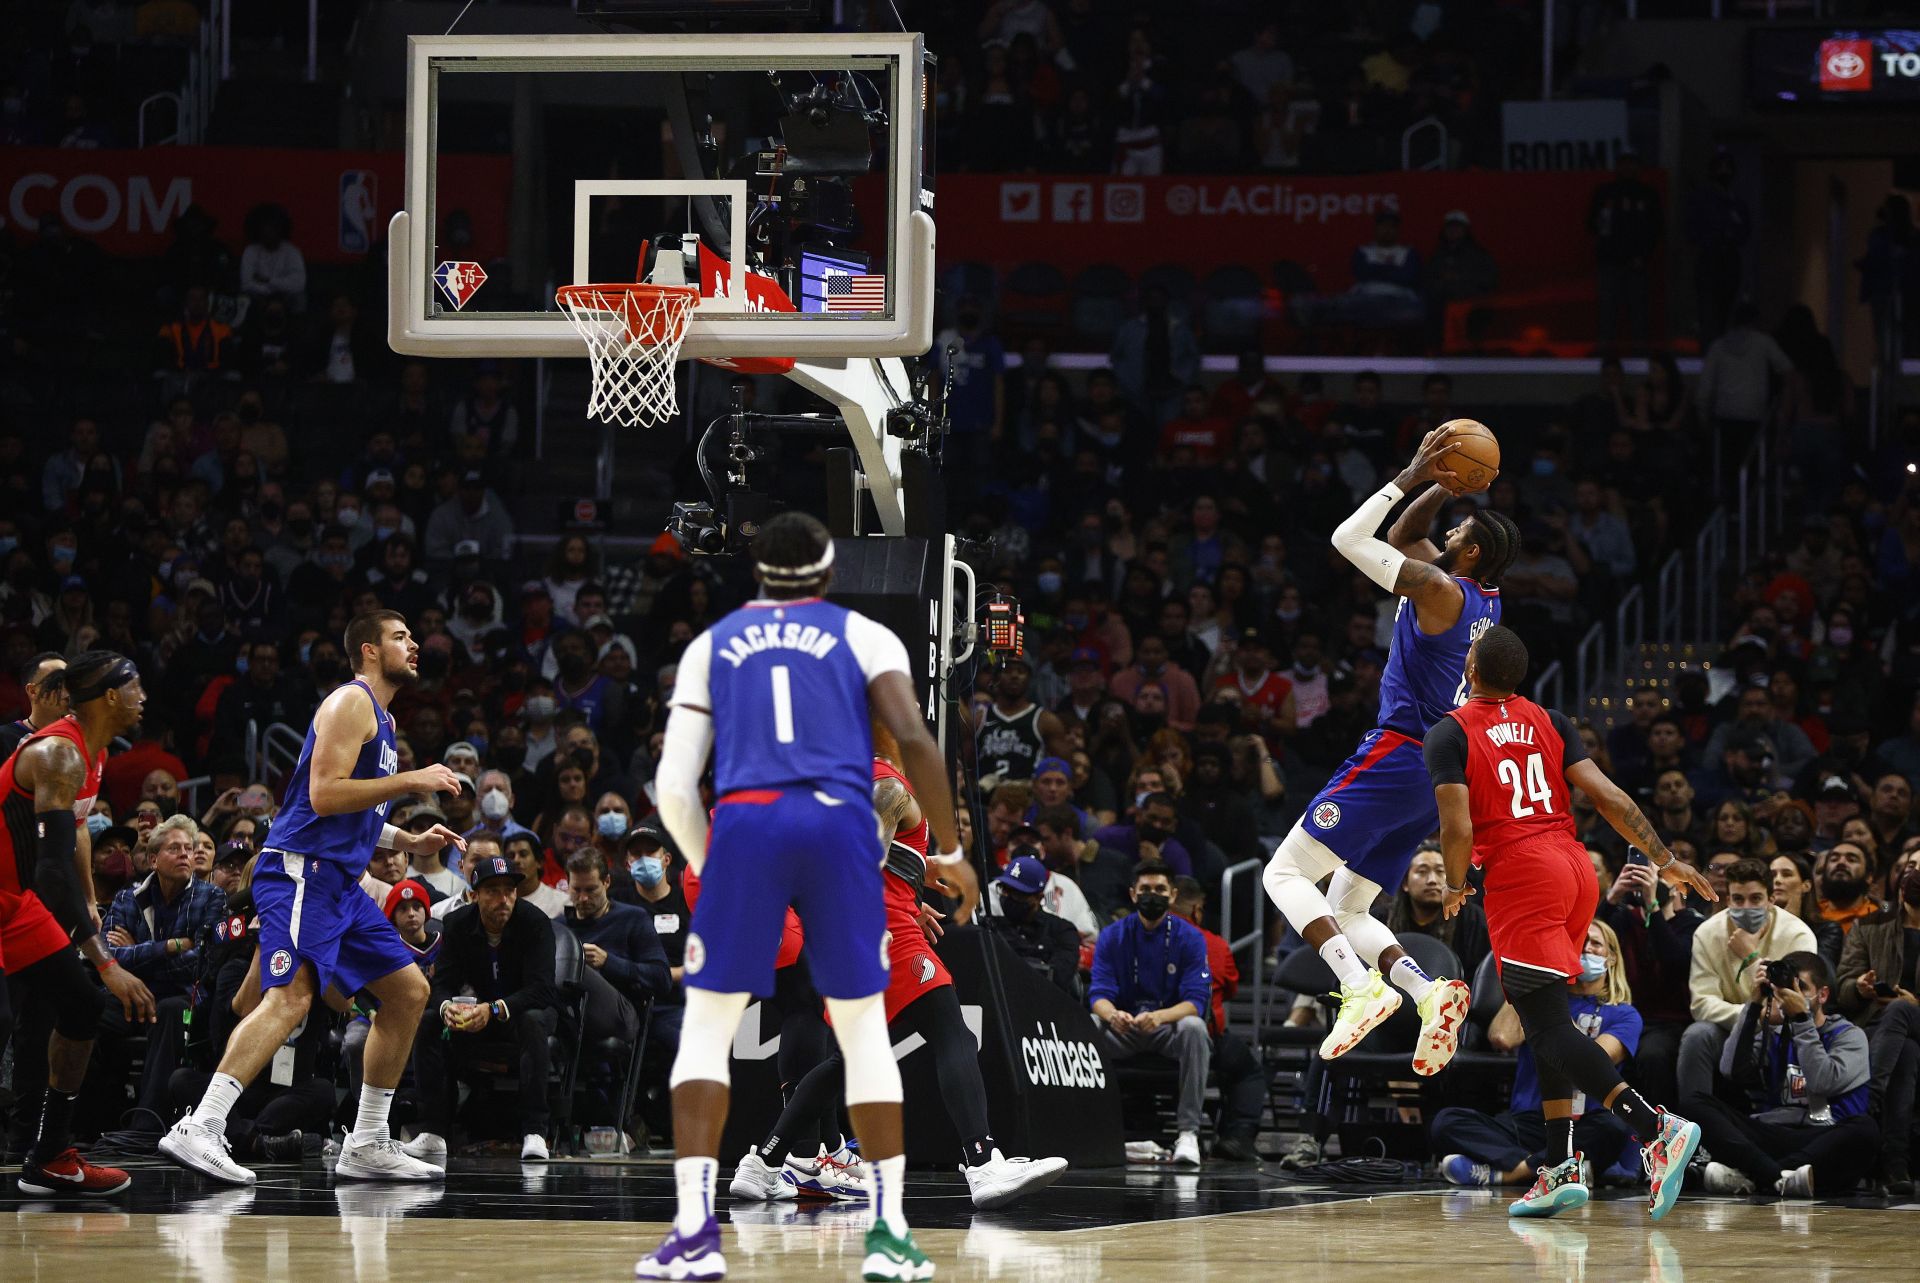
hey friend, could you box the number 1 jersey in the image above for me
[672,597,912,802]
[1424,694,1589,865]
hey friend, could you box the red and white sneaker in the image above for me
[1642,1110,1702,1222]
[1411,978,1472,1076]
[19,1148,132,1197]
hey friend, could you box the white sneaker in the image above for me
[1172,1132,1201,1167]
[1411,978,1472,1077]
[521,1133,550,1162]
[731,1150,800,1202]
[399,1132,448,1169]
[963,1150,1069,1209]
[1703,1161,1755,1195]
[784,1142,866,1200]
[334,1135,445,1182]
[1774,1164,1814,1199]
[1320,971,1403,1061]
[160,1115,256,1185]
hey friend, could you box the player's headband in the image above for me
[67,656,139,704]
[757,540,834,585]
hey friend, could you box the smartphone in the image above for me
[1875,982,1899,999]
[1625,849,1648,906]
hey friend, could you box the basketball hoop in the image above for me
[556,282,700,427]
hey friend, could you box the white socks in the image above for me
[674,1156,718,1235]
[1318,936,1369,987]
[350,1084,395,1146]
[196,1072,245,1130]
[1390,955,1437,1003]
[870,1153,908,1236]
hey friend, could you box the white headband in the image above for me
[757,540,834,583]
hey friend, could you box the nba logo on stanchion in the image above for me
[338,169,377,253]
[1313,801,1341,830]
[1819,39,1872,92]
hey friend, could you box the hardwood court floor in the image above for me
[6,1159,1915,1282]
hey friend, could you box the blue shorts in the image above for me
[1298,729,1439,889]
[686,786,887,1001]
[253,851,418,998]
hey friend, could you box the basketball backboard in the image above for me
[387,32,935,362]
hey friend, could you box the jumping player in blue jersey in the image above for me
[1263,428,1520,1071]
[637,513,965,1283]
[161,610,468,1185]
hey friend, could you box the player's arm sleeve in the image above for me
[1422,717,1469,787]
[33,812,97,944]
[1330,481,1408,592]
[656,631,717,870]
[1547,709,1590,770]
[845,611,913,683]
[669,630,713,712]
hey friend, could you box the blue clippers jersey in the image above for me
[679,598,908,802]
[267,680,400,868]
[1376,578,1501,736]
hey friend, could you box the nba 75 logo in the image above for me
[1312,801,1341,830]
[434,260,489,311]
[1819,39,1872,92]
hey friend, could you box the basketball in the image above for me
[1438,418,1500,493]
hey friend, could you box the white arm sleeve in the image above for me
[671,630,713,710]
[656,704,715,875]
[378,823,402,852]
[1330,480,1408,592]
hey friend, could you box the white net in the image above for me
[556,283,699,428]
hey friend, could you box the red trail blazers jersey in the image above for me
[1424,694,1587,866]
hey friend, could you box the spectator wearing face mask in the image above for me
[983,856,1082,997]
[1680,858,1817,1099]
[520,689,560,771]
[590,790,634,859]
[988,822,1099,939]
[1091,791,1192,878]
[618,820,688,1060]
[1108,635,1199,733]
[467,768,535,848]
[564,848,668,1043]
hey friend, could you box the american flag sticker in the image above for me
[824,272,886,313]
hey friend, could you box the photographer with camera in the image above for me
[1679,857,1817,1100]
[1682,951,1876,1197]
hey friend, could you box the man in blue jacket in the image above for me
[1089,858,1213,1166]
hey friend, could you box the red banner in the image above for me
[0,147,510,264]
[931,171,1656,292]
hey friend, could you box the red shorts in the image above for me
[1482,838,1596,982]
[0,890,72,973]
[881,899,952,1022]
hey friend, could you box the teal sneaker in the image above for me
[1508,1154,1590,1219]
[861,1222,935,1282]
[1642,1110,1702,1222]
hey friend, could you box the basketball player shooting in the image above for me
[1424,624,1716,1220]
[1,651,157,1196]
[1262,427,1519,1072]
[162,611,467,1186]
[637,512,962,1283]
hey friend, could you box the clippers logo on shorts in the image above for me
[268,949,293,978]
[1820,39,1872,91]
[1312,801,1342,830]
[684,933,705,976]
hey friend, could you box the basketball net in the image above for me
[555,282,698,427]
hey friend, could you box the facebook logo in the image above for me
[1052,183,1093,223]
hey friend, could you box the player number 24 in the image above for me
[1496,752,1554,817]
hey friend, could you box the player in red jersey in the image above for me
[729,729,1063,1211]
[0,651,158,1196]
[1424,626,1716,1222]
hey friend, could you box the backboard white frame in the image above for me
[386,32,935,361]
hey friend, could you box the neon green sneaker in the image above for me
[862,1223,935,1282]
[1318,970,1402,1060]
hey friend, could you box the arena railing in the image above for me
[1218,857,1266,1041]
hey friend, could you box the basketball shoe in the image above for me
[1319,971,1401,1060]
[1508,1154,1589,1218]
[785,1141,866,1200]
[729,1151,799,1202]
[18,1148,131,1197]
[636,1217,726,1281]
[963,1151,1068,1209]
[861,1222,936,1282]
[160,1113,256,1185]
[335,1134,445,1182]
[1641,1110,1702,1222]
[1411,978,1471,1076]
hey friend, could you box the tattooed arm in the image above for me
[1567,758,1717,903]
[873,775,923,846]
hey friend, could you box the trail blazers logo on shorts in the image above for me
[268,949,293,978]
[684,933,705,976]
[1312,801,1342,830]
[915,956,936,985]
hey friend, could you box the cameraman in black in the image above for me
[1681,951,1877,1198]
[982,856,1082,998]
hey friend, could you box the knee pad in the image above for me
[668,988,752,1090]
[825,993,902,1107]
[1263,829,1342,930]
